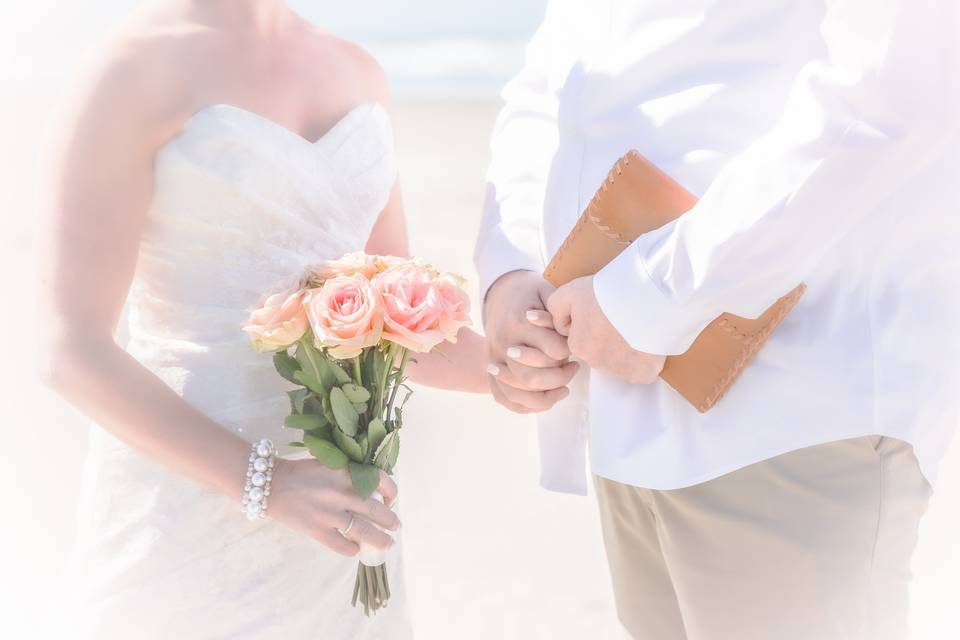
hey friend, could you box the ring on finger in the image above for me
[337,514,356,538]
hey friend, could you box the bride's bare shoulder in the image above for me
[57,7,218,141]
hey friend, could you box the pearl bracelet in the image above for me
[241,439,276,520]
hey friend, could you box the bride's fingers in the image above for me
[525,309,556,329]
[506,344,567,369]
[500,359,579,392]
[319,529,360,557]
[349,496,401,532]
[345,517,395,550]
[488,373,535,414]
[378,472,399,507]
[493,375,570,411]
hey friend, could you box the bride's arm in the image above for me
[36,47,254,500]
[366,184,489,394]
[359,58,489,394]
[37,43,398,555]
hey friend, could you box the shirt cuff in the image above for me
[593,229,716,356]
[475,223,545,301]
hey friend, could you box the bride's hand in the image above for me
[267,459,401,557]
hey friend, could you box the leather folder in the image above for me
[544,150,805,412]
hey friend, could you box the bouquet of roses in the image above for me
[243,252,470,615]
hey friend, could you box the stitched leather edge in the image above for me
[695,283,807,411]
[543,151,636,283]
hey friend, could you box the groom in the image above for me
[476,1,959,639]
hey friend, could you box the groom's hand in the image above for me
[547,276,665,385]
[483,270,580,413]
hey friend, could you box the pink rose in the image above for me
[306,274,383,359]
[434,273,472,341]
[243,277,310,352]
[373,264,446,353]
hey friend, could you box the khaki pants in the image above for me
[595,436,931,640]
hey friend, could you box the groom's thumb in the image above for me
[545,289,572,337]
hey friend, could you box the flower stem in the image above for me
[352,356,363,386]
[385,348,410,423]
[376,344,397,418]
[298,334,323,384]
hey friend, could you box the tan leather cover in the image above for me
[544,150,805,412]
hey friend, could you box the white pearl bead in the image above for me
[251,472,266,487]
[248,487,264,502]
[253,458,269,472]
[246,501,262,515]
[256,441,274,458]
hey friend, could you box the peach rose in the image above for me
[371,254,408,273]
[307,253,416,287]
[307,252,379,286]
[434,273,472,341]
[243,277,310,352]
[306,273,383,359]
[373,264,446,352]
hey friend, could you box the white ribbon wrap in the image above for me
[358,491,391,567]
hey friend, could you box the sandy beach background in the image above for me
[3,2,960,638]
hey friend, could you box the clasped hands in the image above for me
[484,270,665,413]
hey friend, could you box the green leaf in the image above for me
[373,431,400,472]
[293,370,324,394]
[348,462,381,499]
[286,388,309,414]
[304,434,348,469]
[386,435,400,471]
[319,393,337,426]
[366,418,387,463]
[328,360,352,385]
[333,427,364,463]
[284,413,327,431]
[303,395,324,415]
[329,387,360,436]
[372,351,387,384]
[341,383,371,404]
[305,423,333,442]
[295,343,342,391]
[273,351,302,383]
[358,434,370,461]
[362,350,384,392]
[394,406,404,430]
[313,357,338,389]
[353,402,368,414]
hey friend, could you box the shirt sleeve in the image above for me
[594,0,960,355]
[474,1,582,299]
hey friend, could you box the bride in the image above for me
[36,1,488,637]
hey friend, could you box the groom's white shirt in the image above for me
[476,0,960,493]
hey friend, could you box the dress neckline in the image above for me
[183,101,381,148]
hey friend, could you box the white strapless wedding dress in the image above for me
[66,102,413,639]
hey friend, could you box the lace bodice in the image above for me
[123,102,395,450]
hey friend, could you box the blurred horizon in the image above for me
[3,0,547,97]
